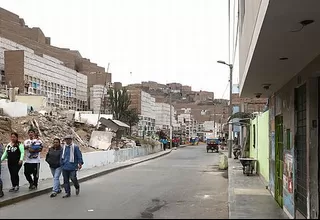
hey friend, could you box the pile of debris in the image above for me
[109,137,136,150]
[0,112,97,156]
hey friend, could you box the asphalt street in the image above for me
[0,144,228,219]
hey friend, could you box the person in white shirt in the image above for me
[24,129,43,190]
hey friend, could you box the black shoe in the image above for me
[30,185,37,190]
[50,192,57,198]
[76,187,80,196]
[62,194,70,198]
[8,187,15,192]
[28,184,33,190]
[0,191,4,198]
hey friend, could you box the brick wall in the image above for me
[0,8,20,24]
[113,82,122,90]
[4,50,24,91]
[0,29,77,69]
[0,11,46,44]
[128,89,142,114]
[232,93,267,113]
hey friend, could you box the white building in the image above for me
[203,121,215,132]
[137,91,156,137]
[177,113,198,138]
[155,102,179,131]
[128,89,156,137]
[90,84,108,114]
[0,37,88,110]
[200,121,222,137]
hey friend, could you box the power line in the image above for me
[232,0,236,61]
[221,82,229,99]
[228,0,231,64]
[232,0,240,66]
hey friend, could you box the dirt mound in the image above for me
[0,113,96,156]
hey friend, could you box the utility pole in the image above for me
[169,89,173,149]
[96,62,110,129]
[213,106,216,136]
[228,64,233,158]
[217,60,233,158]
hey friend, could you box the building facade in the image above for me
[155,102,177,131]
[89,85,107,114]
[0,7,112,111]
[177,112,198,138]
[2,41,88,110]
[128,89,156,137]
[238,1,320,218]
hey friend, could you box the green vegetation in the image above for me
[107,87,139,136]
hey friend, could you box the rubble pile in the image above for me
[109,137,136,150]
[108,137,159,150]
[0,112,97,156]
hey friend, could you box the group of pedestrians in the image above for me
[0,129,84,199]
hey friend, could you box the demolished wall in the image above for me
[89,131,113,150]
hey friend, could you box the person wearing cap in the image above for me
[61,135,83,198]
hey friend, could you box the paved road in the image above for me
[0,145,228,219]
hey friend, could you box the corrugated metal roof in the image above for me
[99,117,129,131]
[112,119,130,128]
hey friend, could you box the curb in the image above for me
[227,158,233,219]
[0,150,172,208]
[177,144,191,148]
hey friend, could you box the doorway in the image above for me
[275,115,284,207]
[295,83,307,218]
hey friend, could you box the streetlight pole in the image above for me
[212,105,216,136]
[169,89,173,149]
[228,64,233,158]
[217,60,233,158]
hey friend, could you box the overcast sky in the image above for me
[1,0,238,98]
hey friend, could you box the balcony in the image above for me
[239,0,320,97]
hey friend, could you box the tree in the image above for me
[107,87,131,120]
[123,108,140,135]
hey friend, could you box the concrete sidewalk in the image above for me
[228,158,288,219]
[0,149,173,208]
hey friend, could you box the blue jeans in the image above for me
[50,167,62,193]
[62,170,79,194]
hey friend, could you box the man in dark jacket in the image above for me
[46,138,63,198]
[61,135,83,198]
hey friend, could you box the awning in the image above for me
[227,112,253,122]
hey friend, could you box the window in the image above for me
[253,124,256,148]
